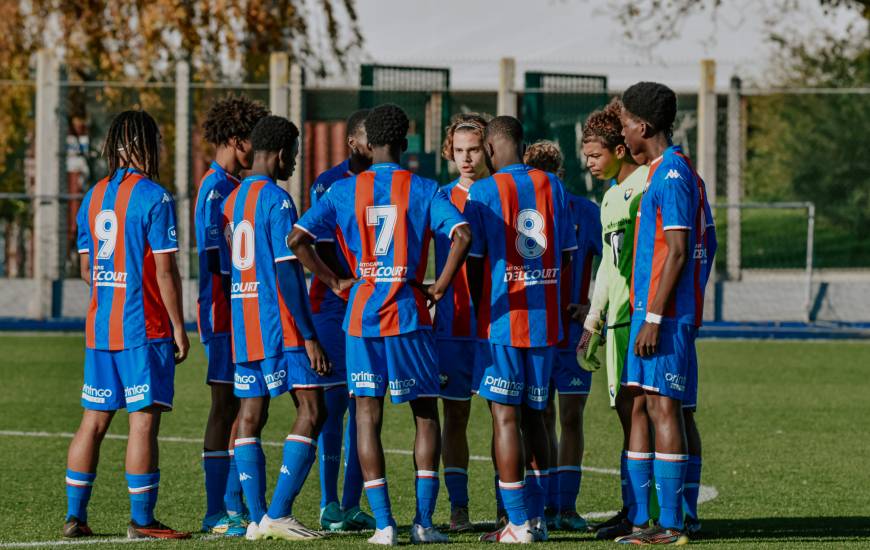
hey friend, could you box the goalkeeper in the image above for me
[576,100,649,539]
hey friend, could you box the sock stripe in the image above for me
[655,452,689,462]
[498,480,525,490]
[364,478,386,489]
[285,434,316,446]
[202,450,230,459]
[556,465,582,473]
[228,449,235,456]
[234,437,260,446]
[627,451,654,460]
[128,483,159,494]
[416,470,438,479]
[526,469,548,477]
[65,477,93,487]
[443,467,468,475]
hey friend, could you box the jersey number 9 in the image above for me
[95,209,118,260]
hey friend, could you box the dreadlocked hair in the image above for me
[102,110,161,179]
[442,113,489,161]
[582,98,626,150]
[202,94,269,146]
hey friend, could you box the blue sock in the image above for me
[546,468,559,511]
[364,478,394,529]
[318,389,347,508]
[65,470,96,522]
[557,466,582,513]
[234,438,267,523]
[225,452,245,515]
[626,452,653,527]
[499,480,528,525]
[126,471,160,526]
[494,473,505,516]
[414,470,440,528]
[620,451,632,511]
[267,435,318,519]
[524,469,548,521]
[683,455,702,520]
[202,451,230,518]
[654,453,688,530]
[341,399,364,510]
[444,467,469,508]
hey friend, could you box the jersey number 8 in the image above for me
[231,220,255,270]
[515,208,547,259]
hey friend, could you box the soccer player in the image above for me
[196,94,268,536]
[615,82,716,545]
[573,101,650,540]
[309,110,377,532]
[523,140,602,532]
[465,116,578,543]
[288,103,472,545]
[435,113,490,532]
[65,110,190,540]
[220,115,330,541]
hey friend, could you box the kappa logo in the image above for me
[281,199,291,210]
[239,473,252,481]
[280,464,290,475]
[162,193,171,203]
[314,183,325,195]
[665,169,682,180]
[568,378,585,387]
[207,189,223,201]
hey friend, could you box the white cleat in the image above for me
[245,521,262,541]
[368,525,398,545]
[410,523,449,544]
[529,517,548,542]
[259,514,324,540]
[479,521,533,543]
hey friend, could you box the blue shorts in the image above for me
[478,344,554,410]
[436,339,476,401]
[204,334,233,385]
[471,340,489,395]
[313,308,348,387]
[81,341,175,412]
[683,336,699,410]
[623,316,697,402]
[234,354,288,398]
[552,349,592,395]
[346,330,440,404]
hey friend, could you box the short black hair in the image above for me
[621,82,677,139]
[346,109,370,138]
[202,94,269,146]
[250,115,299,153]
[364,104,409,147]
[484,116,524,145]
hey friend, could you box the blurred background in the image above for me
[0,0,868,336]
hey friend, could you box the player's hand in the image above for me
[173,326,190,364]
[424,282,447,308]
[577,312,603,356]
[305,339,332,376]
[634,322,660,357]
[331,277,357,296]
[566,303,590,322]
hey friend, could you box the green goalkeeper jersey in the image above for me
[590,164,649,327]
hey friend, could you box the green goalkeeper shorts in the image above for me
[605,322,631,408]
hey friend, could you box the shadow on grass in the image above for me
[700,517,870,541]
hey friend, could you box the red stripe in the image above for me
[349,172,376,336]
[241,181,266,360]
[449,185,471,337]
[334,226,354,302]
[530,170,560,345]
[223,188,240,361]
[379,170,411,335]
[277,270,305,348]
[142,243,171,340]
[85,178,109,348]
[494,173,530,347]
[415,227,433,327]
[107,174,140,350]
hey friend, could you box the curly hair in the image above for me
[250,115,299,153]
[621,81,677,139]
[582,98,626,150]
[442,113,489,161]
[364,103,409,147]
[524,140,563,173]
[202,94,270,146]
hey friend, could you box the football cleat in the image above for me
[596,518,636,540]
[368,524,398,545]
[127,519,190,539]
[245,521,262,540]
[616,525,689,545]
[529,517,548,541]
[479,521,533,543]
[449,506,473,532]
[556,510,589,531]
[259,514,323,540]
[410,523,449,544]
[544,507,558,530]
[320,502,345,531]
[591,507,628,532]
[684,515,701,536]
[344,505,377,531]
[201,512,246,537]
[62,517,93,538]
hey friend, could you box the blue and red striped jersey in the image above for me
[76,168,178,350]
[630,145,714,326]
[296,162,467,338]
[194,161,236,341]
[558,194,602,349]
[220,176,308,363]
[308,159,353,314]
[466,165,578,348]
[433,178,476,340]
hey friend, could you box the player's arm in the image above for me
[154,252,190,364]
[288,228,356,295]
[276,259,330,376]
[80,254,91,286]
[425,223,471,306]
[464,195,487,316]
[315,241,351,279]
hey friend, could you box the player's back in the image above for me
[77,168,177,350]
[222,176,304,363]
[468,164,577,348]
[433,178,476,340]
[559,194,601,348]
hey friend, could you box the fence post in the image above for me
[805,203,815,323]
[174,60,191,281]
[288,61,304,207]
[697,60,717,195]
[33,49,63,319]
[726,76,742,281]
[498,57,517,117]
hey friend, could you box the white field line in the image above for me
[0,429,718,544]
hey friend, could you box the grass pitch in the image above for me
[0,334,868,548]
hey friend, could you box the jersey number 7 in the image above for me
[366,205,397,256]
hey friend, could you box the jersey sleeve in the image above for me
[556,183,578,252]
[296,188,337,242]
[75,196,91,254]
[147,192,179,253]
[218,199,232,274]
[203,184,225,250]
[465,192,487,258]
[586,202,603,256]
[269,192,298,263]
[660,164,694,231]
[429,187,468,240]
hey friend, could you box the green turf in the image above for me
[0,334,868,548]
